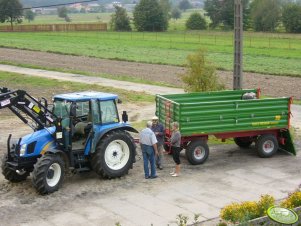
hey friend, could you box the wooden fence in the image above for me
[0,23,107,32]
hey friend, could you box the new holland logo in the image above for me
[267,206,298,225]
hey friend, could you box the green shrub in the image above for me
[257,194,275,216]
[220,194,275,224]
[281,190,301,208]
[185,12,207,30]
[110,5,131,31]
[180,49,224,92]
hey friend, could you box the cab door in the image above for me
[84,99,100,155]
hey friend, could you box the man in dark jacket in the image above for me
[151,116,165,170]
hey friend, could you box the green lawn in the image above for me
[0,71,153,103]
[0,30,300,76]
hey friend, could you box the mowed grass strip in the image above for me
[0,71,153,103]
[0,60,178,88]
[0,31,300,76]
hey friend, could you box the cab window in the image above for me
[100,100,118,124]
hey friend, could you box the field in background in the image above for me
[3,11,199,31]
[0,30,300,76]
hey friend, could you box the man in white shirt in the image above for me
[140,121,159,179]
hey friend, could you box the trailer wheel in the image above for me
[186,140,209,165]
[1,154,29,182]
[32,153,65,195]
[256,134,279,158]
[234,137,253,148]
[91,130,136,179]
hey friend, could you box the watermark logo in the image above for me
[267,206,298,225]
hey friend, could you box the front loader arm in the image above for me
[0,87,57,131]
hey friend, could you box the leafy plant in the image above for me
[0,0,23,29]
[257,194,275,216]
[176,214,189,226]
[185,12,207,30]
[110,5,131,31]
[193,213,201,223]
[220,194,275,224]
[180,49,224,92]
[281,190,301,208]
[133,0,168,31]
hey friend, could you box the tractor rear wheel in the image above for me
[234,137,253,148]
[256,134,279,158]
[91,130,136,178]
[32,153,65,195]
[1,154,29,182]
[185,140,209,165]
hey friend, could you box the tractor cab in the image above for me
[53,91,122,153]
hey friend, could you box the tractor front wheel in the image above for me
[32,153,65,195]
[91,130,136,178]
[1,154,29,182]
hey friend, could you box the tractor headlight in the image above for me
[20,144,27,156]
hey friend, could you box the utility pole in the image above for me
[233,0,243,90]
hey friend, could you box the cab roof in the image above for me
[54,91,118,101]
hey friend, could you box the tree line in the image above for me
[111,0,301,33]
[1,0,301,33]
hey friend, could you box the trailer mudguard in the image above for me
[279,130,296,155]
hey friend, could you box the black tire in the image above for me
[255,134,279,158]
[1,154,29,182]
[234,137,253,148]
[32,154,65,195]
[185,140,209,165]
[91,130,136,178]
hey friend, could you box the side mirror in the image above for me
[122,111,128,123]
[117,99,122,104]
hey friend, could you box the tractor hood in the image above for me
[19,126,56,157]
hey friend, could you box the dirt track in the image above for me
[0,48,301,99]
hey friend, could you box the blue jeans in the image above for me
[141,144,156,178]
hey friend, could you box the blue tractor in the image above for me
[0,88,137,194]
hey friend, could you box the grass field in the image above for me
[0,71,153,103]
[0,29,300,76]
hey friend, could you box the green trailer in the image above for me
[155,89,296,165]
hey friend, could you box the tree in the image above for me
[57,6,68,20]
[0,0,23,29]
[159,0,171,20]
[180,49,224,92]
[185,12,207,30]
[171,7,181,20]
[178,0,192,11]
[24,9,35,23]
[282,3,301,33]
[204,0,250,30]
[110,5,131,31]
[250,0,281,32]
[133,0,168,31]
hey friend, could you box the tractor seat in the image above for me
[74,113,92,135]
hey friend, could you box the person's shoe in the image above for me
[145,176,150,179]
[159,166,163,170]
[150,175,158,179]
[171,173,179,177]
[169,171,175,175]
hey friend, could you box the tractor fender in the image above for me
[97,125,138,140]
[89,124,138,154]
[45,149,69,168]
